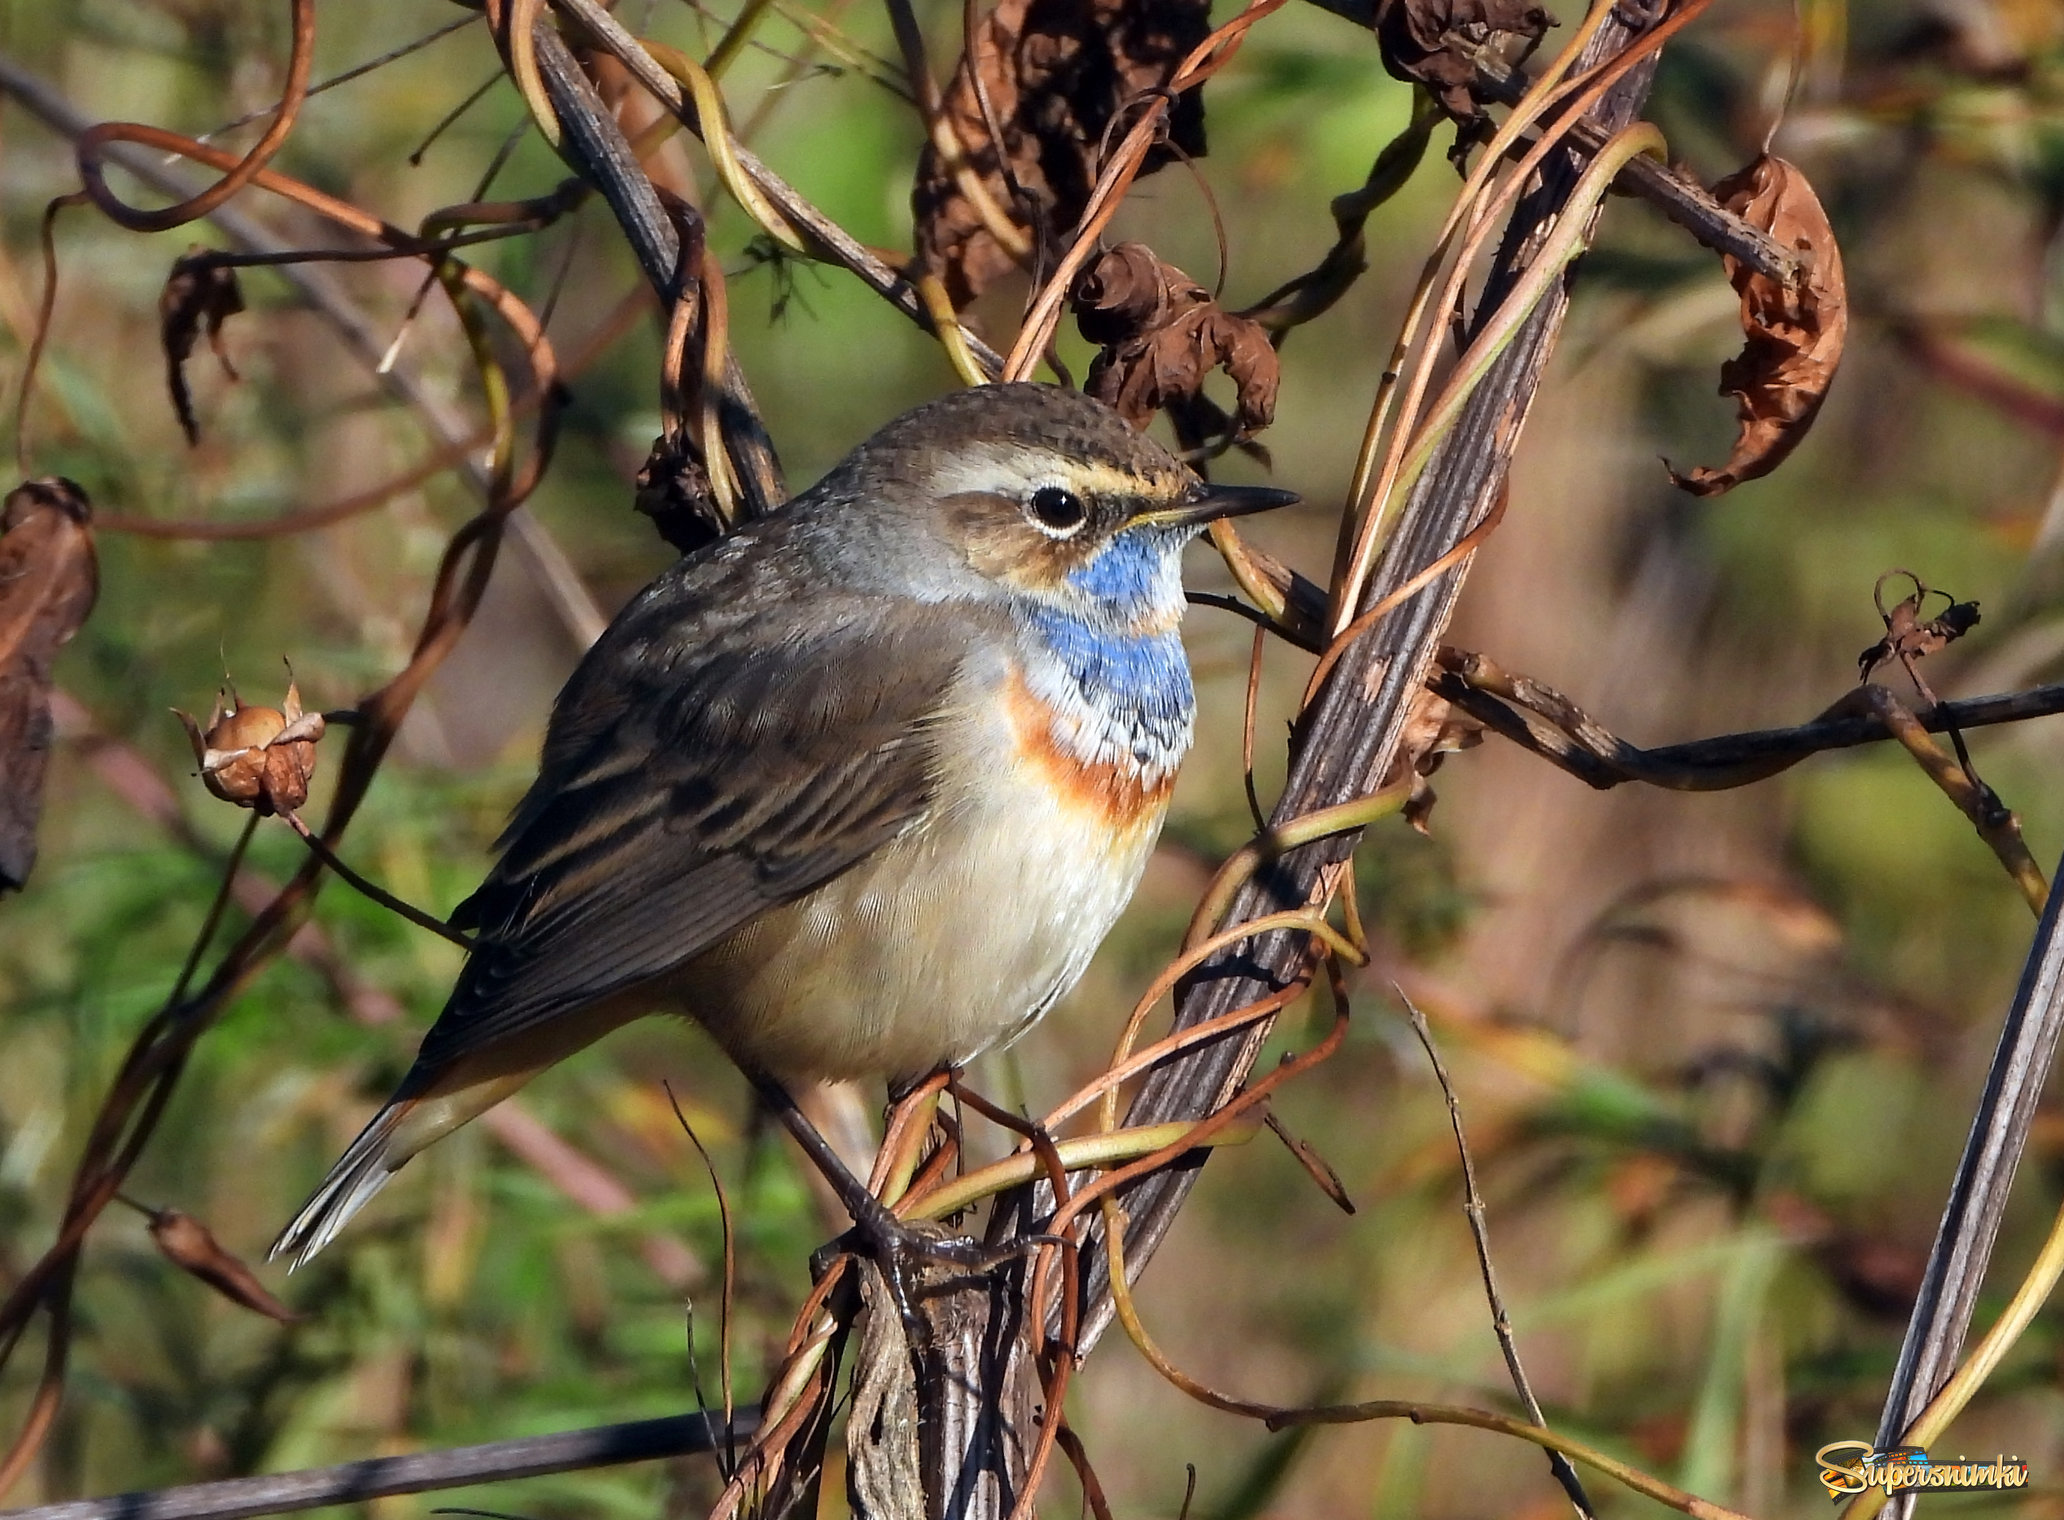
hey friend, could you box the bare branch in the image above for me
[0,49,609,647]
[0,1412,755,1520]
[1871,849,2064,1519]
[1403,996,1595,1520]
[1433,648,2064,791]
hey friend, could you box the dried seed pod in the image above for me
[145,1207,300,1323]
[175,676,325,815]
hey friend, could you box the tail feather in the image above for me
[270,1097,417,1270]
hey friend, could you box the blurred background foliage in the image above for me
[5,0,2064,1515]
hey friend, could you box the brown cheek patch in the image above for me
[942,491,1092,591]
[1002,666,1176,828]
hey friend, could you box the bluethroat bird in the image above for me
[272,382,1296,1267]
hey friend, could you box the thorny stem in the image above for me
[1404,997,1596,1520]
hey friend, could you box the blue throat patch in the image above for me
[1021,530,1194,763]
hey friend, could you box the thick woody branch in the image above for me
[1286,0,1800,286]
[527,25,787,518]
[1470,50,1804,288]
[1072,14,1668,1356]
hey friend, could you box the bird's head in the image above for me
[822,384,1297,625]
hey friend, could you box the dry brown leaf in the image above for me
[146,1208,301,1323]
[161,250,245,447]
[1074,242,1279,434]
[1668,155,1847,498]
[0,478,97,894]
[1372,0,1554,125]
[914,0,1210,308]
[1389,686,1483,835]
[175,675,325,816]
[1858,572,1980,681]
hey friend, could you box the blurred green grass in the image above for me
[6,0,2064,1515]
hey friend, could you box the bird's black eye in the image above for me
[1028,485,1088,535]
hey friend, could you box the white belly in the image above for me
[681,652,1180,1084]
[686,777,1164,1084]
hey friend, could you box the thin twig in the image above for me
[1469,48,1801,287]
[1435,649,2064,793]
[1859,686,2048,914]
[0,1412,756,1520]
[278,811,477,950]
[666,1084,737,1457]
[167,814,260,1002]
[190,13,481,149]
[1402,995,1595,1520]
[1265,1400,1751,1520]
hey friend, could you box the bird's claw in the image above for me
[809,1195,991,1349]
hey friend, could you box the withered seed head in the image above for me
[175,676,325,815]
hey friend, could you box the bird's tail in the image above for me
[269,1095,420,1271]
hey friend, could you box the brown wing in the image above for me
[421,541,973,1072]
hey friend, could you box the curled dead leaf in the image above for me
[1858,570,1980,681]
[175,674,325,815]
[1388,686,1483,834]
[1373,0,1555,126]
[145,1208,300,1323]
[1668,155,1846,498]
[914,0,1210,308]
[0,477,97,894]
[1074,242,1279,435]
[161,250,245,447]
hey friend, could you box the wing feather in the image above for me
[422,536,981,1073]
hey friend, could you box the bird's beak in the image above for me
[1134,482,1301,532]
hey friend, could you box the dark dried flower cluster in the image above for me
[160,249,245,446]
[1074,242,1278,435]
[1372,0,1554,125]
[914,0,1210,307]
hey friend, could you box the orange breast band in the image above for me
[1003,667,1178,827]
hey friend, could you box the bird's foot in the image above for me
[811,1192,995,1348]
